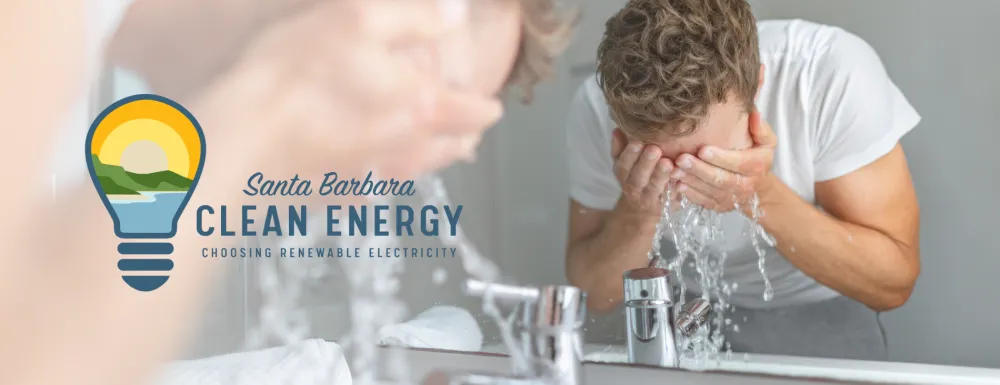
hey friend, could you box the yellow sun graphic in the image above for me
[89,98,202,179]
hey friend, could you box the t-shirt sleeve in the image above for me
[810,29,922,182]
[566,78,622,211]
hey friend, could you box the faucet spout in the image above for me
[461,280,587,385]
[623,267,679,367]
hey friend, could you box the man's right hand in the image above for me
[190,0,499,205]
[565,128,676,312]
[610,128,676,218]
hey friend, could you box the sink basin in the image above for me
[389,346,868,384]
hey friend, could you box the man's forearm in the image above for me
[3,180,232,385]
[754,176,919,311]
[567,200,660,312]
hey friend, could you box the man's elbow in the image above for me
[565,262,620,313]
[871,256,920,311]
[565,274,614,313]
[871,286,914,312]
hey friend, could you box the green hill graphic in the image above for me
[91,154,193,196]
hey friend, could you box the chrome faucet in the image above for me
[623,266,712,367]
[422,279,587,385]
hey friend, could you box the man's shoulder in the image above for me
[569,74,614,132]
[757,19,864,60]
[758,19,884,96]
[577,74,605,105]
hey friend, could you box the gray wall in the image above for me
[743,0,1000,368]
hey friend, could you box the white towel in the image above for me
[377,306,483,352]
[153,339,351,385]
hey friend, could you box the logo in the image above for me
[85,94,206,292]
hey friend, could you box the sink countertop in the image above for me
[482,343,1000,384]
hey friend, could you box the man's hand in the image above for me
[109,0,323,101]
[611,128,676,217]
[672,110,778,214]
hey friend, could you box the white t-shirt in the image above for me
[567,19,921,309]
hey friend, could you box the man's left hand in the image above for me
[671,110,778,214]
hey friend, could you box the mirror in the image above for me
[89,0,999,383]
[453,0,996,375]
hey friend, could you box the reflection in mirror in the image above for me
[421,0,997,382]
[82,0,1000,385]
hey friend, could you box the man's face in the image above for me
[628,101,753,161]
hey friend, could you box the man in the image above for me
[565,0,920,360]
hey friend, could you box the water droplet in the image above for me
[432,268,448,285]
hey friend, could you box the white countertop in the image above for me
[483,343,1000,385]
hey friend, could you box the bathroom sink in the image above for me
[391,345,867,384]
[586,349,1000,384]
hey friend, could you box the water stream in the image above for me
[654,184,775,367]
[416,176,536,376]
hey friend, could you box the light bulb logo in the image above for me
[85,94,206,292]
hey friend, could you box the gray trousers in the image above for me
[584,294,888,361]
[712,295,888,361]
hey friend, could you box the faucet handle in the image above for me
[676,298,712,336]
[464,279,540,305]
[464,279,587,330]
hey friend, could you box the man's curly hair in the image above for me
[596,0,760,138]
[506,0,579,103]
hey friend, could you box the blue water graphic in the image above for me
[110,192,186,235]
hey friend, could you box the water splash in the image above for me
[238,189,408,385]
[652,185,776,366]
[744,194,775,302]
[417,176,535,375]
[337,196,409,385]
[243,226,338,385]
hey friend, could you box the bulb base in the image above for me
[118,242,173,255]
[122,276,170,292]
[117,242,174,292]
